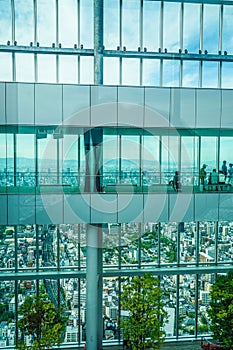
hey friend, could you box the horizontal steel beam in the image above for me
[0,264,231,280]
[1,45,233,62]
[0,45,94,56]
[105,49,233,62]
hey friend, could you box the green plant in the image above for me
[208,270,233,350]
[121,273,168,350]
[16,292,67,350]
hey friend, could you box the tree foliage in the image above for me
[121,273,168,350]
[16,292,67,350]
[209,270,233,350]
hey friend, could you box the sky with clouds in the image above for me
[0,0,233,87]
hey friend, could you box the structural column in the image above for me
[86,1,104,349]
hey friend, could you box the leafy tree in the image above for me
[16,292,67,350]
[208,270,233,350]
[121,273,168,350]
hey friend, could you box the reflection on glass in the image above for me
[38,224,57,268]
[219,137,233,169]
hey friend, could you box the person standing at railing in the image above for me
[173,171,181,192]
[221,160,228,180]
[199,164,207,191]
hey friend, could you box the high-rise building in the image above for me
[0,0,233,349]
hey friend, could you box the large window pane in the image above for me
[164,2,180,52]
[37,55,56,83]
[121,136,140,185]
[103,135,119,185]
[37,0,56,46]
[202,62,218,88]
[163,60,180,87]
[143,60,160,87]
[122,0,140,51]
[219,137,233,171]
[0,0,11,44]
[15,54,34,82]
[222,62,233,88]
[183,4,200,52]
[80,0,93,48]
[80,57,93,84]
[201,137,218,173]
[58,0,77,48]
[59,55,78,84]
[15,0,34,45]
[0,53,12,82]
[143,135,160,185]
[104,0,119,50]
[104,58,119,85]
[143,1,160,51]
[16,134,35,186]
[122,59,140,86]
[182,61,199,87]
[223,6,233,55]
[203,5,219,54]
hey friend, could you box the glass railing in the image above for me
[0,170,232,193]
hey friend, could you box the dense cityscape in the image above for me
[0,218,232,346]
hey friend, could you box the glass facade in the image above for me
[1,0,233,349]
